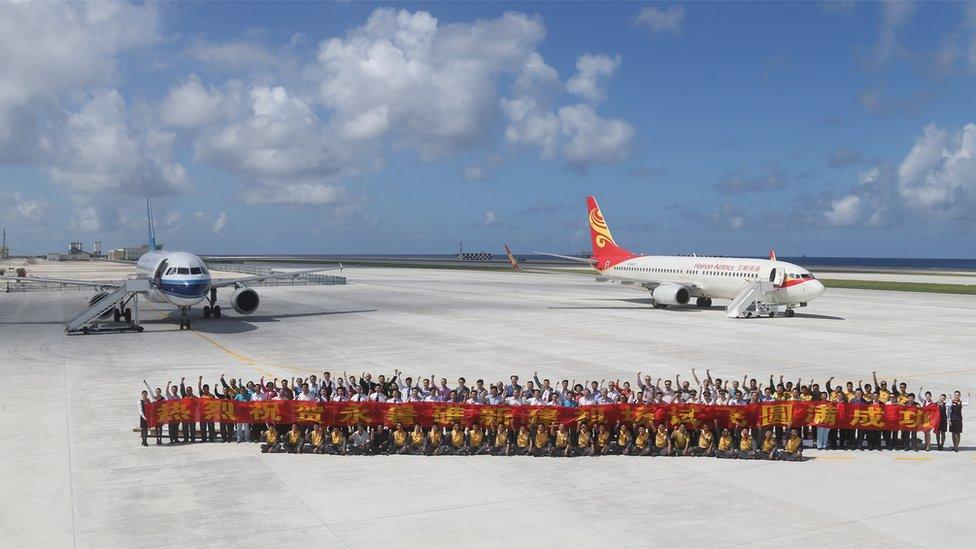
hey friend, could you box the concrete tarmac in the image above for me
[1,263,974,548]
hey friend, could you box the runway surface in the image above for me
[1,263,974,547]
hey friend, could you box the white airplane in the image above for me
[2,198,340,330]
[512,196,825,317]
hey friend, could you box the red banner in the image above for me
[147,400,940,432]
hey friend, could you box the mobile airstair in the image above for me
[725,280,788,318]
[64,276,150,334]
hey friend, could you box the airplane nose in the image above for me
[812,280,825,297]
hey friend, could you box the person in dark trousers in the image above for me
[142,380,164,445]
[139,391,151,446]
[949,391,970,452]
[197,376,217,442]
[178,377,197,443]
[936,394,949,450]
[165,382,181,444]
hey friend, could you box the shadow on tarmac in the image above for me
[143,309,378,334]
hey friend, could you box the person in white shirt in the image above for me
[526,389,545,406]
[578,389,597,406]
[408,387,423,402]
[486,386,503,405]
[296,385,315,401]
[332,387,350,402]
[423,391,440,403]
[367,389,387,402]
[387,390,403,404]
[505,388,526,406]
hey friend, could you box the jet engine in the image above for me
[651,283,690,306]
[229,287,260,315]
[89,292,115,319]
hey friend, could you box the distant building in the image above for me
[92,241,102,257]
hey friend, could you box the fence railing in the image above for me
[206,263,346,286]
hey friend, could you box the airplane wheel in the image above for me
[124,308,132,322]
[745,312,752,318]
[114,310,121,322]
[136,326,144,332]
[186,320,191,330]
[786,309,795,317]
[213,306,221,319]
[203,306,211,319]
[179,320,185,330]
[706,298,713,307]
[768,312,775,318]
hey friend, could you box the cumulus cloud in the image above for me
[897,123,976,214]
[47,89,191,195]
[186,40,277,69]
[714,162,788,194]
[0,2,160,161]
[635,5,686,34]
[160,76,228,128]
[824,195,862,226]
[566,53,621,103]
[481,210,499,227]
[213,212,227,234]
[558,104,635,170]
[0,191,48,223]
[240,183,345,206]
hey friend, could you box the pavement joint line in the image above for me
[59,292,79,549]
[731,493,976,546]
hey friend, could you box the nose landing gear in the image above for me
[202,288,221,319]
[178,306,191,330]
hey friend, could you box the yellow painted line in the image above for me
[894,457,932,461]
[191,331,257,365]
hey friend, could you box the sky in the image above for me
[1,1,975,258]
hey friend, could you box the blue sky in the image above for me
[1,1,975,257]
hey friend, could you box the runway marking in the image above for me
[191,331,258,365]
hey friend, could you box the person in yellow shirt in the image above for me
[610,423,633,455]
[491,423,512,456]
[574,422,594,456]
[260,424,280,453]
[651,423,670,456]
[630,425,652,456]
[511,425,531,456]
[323,426,346,455]
[671,424,691,456]
[467,423,489,455]
[300,424,326,454]
[388,423,409,454]
[530,425,552,457]
[552,424,572,457]
[427,425,446,456]
[440,423,467,455]
[780,428,804,461]
[716,428,734,458]
[401,424,425,455]
[734,428,756,459]
[594,424,613,456]
[759,430,778,460]
[690,426,715,456]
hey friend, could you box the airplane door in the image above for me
[153,259,168,287]
[769,267,784,287]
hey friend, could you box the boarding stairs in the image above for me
[64,276,150,334]
[725,280,784,318]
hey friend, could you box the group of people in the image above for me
[139,369,970,453]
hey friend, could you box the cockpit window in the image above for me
[177,268,190,274]
[189,267,202,274]
[801,273,815,279]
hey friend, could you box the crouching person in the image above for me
[573,422,595,457]
[401,425,425,455]
[510,425,532,456]
[715,428,735,458]
[552,425,572,457]
[734,428,757,459]
[323,426,346,455]
[779,429,804,461]
[389,423,409,454]
[260,425,281,453]
[759,430,778,460]
[689,426,715,456]
[445,423,468,455]
[346,424,371,455]
[530,425,552,457]
[467,424,490,455]
[283,424,303,453]
[491,423,512,456]
[630,426,652,456]
[300,425,326,454]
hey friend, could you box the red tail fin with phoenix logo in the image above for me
[587,196,636,270]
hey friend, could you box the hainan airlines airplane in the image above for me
[518,196,825,317]
[2,198,340,330]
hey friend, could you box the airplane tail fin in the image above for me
[147,195,157,251]
[503,243,523,271]
[769,249,777,261]
[586,196,636,269]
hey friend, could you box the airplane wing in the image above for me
[209,265,342,289]
[533,251,597,264]
[0,276,122,289]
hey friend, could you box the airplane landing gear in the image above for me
[785,308,795,317]
[204,288,221,319]
[695,298,713,308]
[178,307,191,330]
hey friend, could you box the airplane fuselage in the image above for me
[601,255,825,306]
[135,251,212,308]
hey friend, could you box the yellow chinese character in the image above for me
[295,404,323,424]
[850,406,885,428]
[527,408,558,426]
[811,404,838,426]
[338,404,371,425]
[386,405,417,426]
[157,401,191,423]
[479,407,514,427]
[669,406,700,427]
[575,407,606,425]
[249,402,282,423]
[431,405,466,426]
[897,408,924,429]
[728,408,746,427]
[203,400,236,421]
[760,403,793,427]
